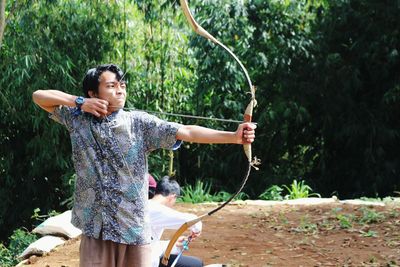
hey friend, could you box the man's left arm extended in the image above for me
[176,123,256,144]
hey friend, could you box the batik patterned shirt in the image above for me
[50,106,182,245]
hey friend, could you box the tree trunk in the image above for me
[0,0,6,48]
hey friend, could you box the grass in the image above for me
[336,214,353,229]
[293,215,318,235]
[360,230,378,237]
[359,207,385,224]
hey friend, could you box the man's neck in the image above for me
[151,194,168,206]
[106,107,122,116]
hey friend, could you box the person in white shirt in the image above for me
[149,176,203,267]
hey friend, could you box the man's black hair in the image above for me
[155,176,181,197]
[82,64,124,98]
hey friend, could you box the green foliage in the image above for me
[0,244,13,267]
[288,0,400,198]
[294,215,318,234]
[359,208,385,224]
[175,0,257,192]
[31,208,59,223]
[259,185,284,201]
[336,214,353,229]
[0,0,197,242]
[179,180,215,203]
[1,0,400,246]
[360,230,378,238]
[259,180,321,200]
[178,180,248,203]
[332,207,385,230]
[0,207,76,266]
[243,0,321,193]
[0,228,38,267]
[185,0,400,200]
[0,0,123,241]
[359,197,383,202]
[118,0,197,179]
[389,209,400,219]
[283,179,321,199]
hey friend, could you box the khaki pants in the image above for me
[79,235,151,267]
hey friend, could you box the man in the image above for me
[149,176,202,267]
[32,64,256,267]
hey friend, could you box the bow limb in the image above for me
[180,0,257,162]
[161,163,252,266]
[161,215,206,266]
[180,0,253,91]
[162,1,259,265]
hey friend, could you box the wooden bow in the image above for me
[161,1,259,266]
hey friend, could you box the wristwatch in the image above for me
[75,96,85,108]
[73,96,85,116]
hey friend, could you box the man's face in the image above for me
[96,70,127,111]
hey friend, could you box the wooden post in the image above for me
[168,150,175,177]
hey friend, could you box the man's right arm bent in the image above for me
[32,89,108,117]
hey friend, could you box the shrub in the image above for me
[283,179,321,200]
[259,185,284,201]
[0,228,38,267]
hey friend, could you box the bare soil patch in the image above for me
[24,201,400,267]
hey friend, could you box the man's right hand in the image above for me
[81,98,109,117]
[175,236,187,249]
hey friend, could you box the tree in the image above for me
[0,0,123,242]
[0,0,6,47]
[0,0,19,49]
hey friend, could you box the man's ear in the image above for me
[88,90,96,98]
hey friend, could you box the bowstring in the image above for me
[108,106,252,124]
[161,1,257,264]
[208,163,251,216]
[170,235,193,267]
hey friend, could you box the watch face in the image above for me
[76,97,84,105]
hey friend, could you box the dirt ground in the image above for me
[22,200,400,267]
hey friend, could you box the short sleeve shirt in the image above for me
[50,106,182,245]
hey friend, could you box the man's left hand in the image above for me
[236,122,256,144]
